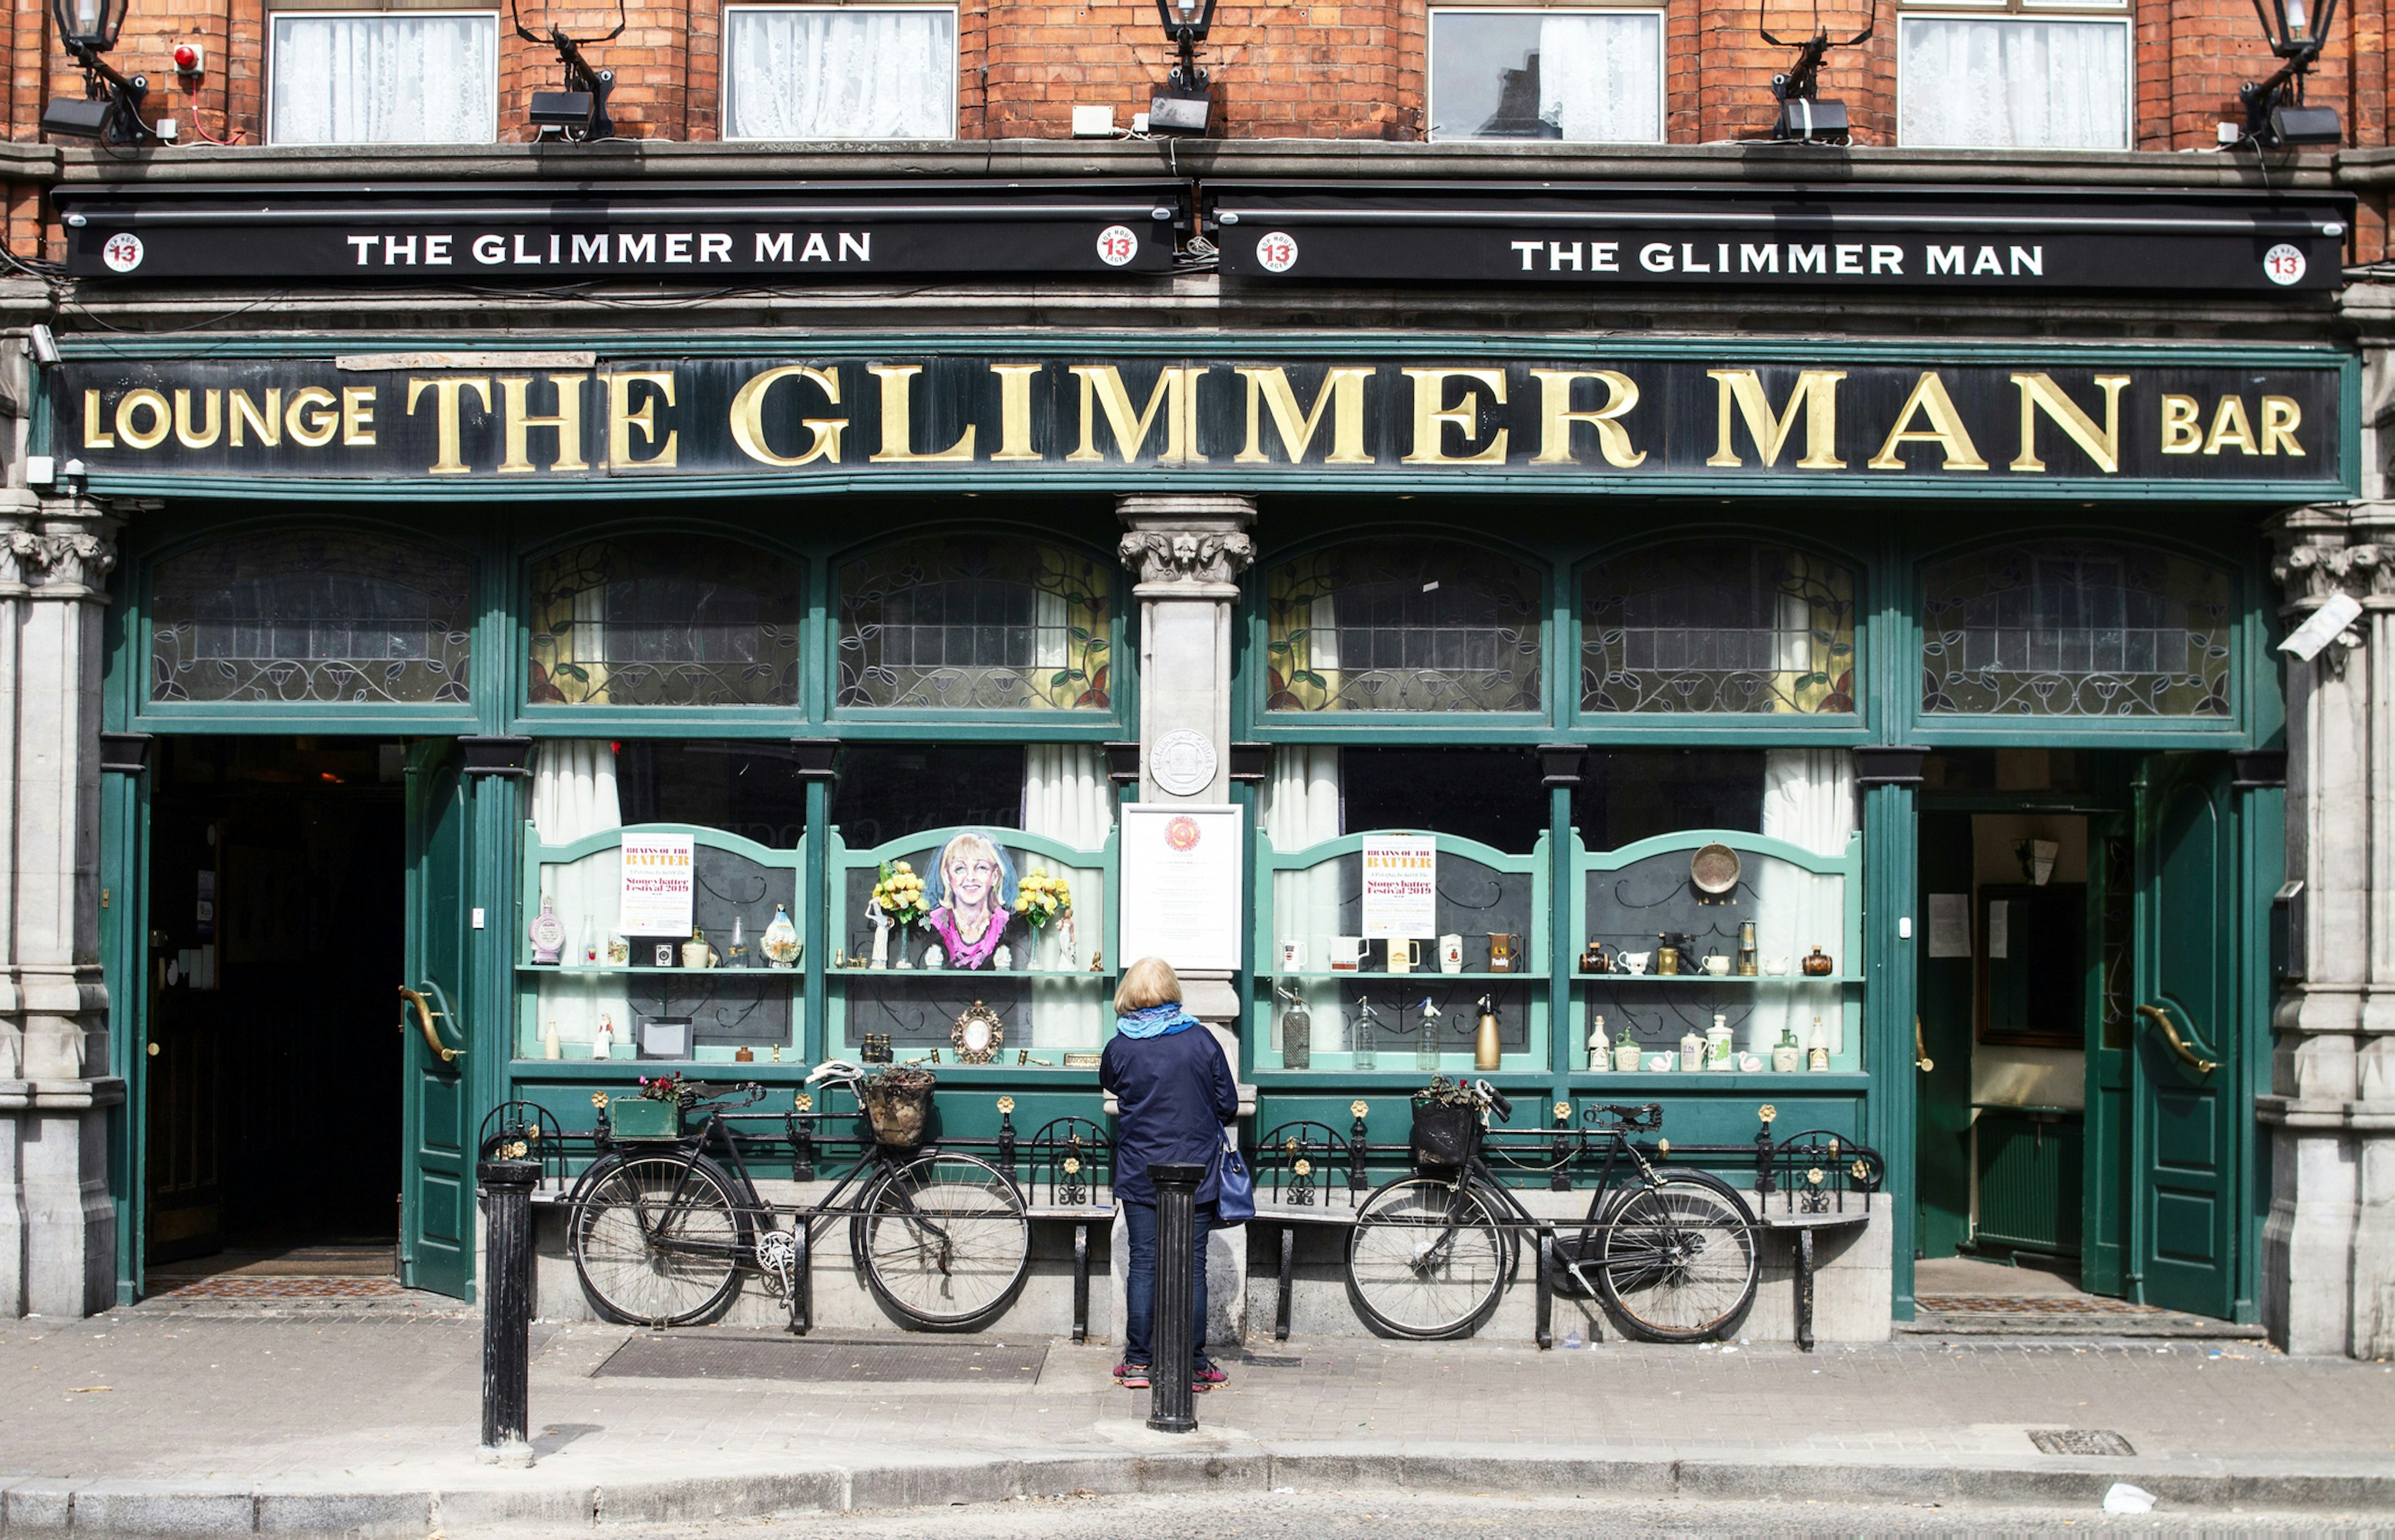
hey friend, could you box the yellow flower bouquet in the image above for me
[872,859,929,926]
[1012,867,1073,931]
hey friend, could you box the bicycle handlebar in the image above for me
[806,1060,864,1085]
[1474,1080,1514,1123]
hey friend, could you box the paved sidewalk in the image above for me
[0,1300,2389,1534]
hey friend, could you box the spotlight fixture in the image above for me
[1148,0,1218,135]
[509,0,624,142]
[28,324,59,367]
[40,0,157,145]
[1761,1,1874,144]
[2240,0,2341,146]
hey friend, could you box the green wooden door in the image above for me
[400,742,474,1299]
[2080,815,2133,1299]
[2127,756,2240,1318]
[1914,811,1975,1260]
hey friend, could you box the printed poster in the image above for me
[619,833,695,936]
[1361,835,1438,939]
[1118,804,1244,972]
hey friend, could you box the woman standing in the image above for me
[1100,956,1239,1391]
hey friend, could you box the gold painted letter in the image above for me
[1529,369,1645,467]
[2160,394,2202,455]
[405,377,493,473]
[728,364,845,467]
[989,364,1041,461]
[1401,368,1508,465]
[173,389,221,450]
[2204,395,2258,455]
[1705,369,1844,469]
[2010,372,2129,473]
[2262,395,2305,457]
[497,373,591,473]
[606,372,679,469]
[868,364,977,462]
[83,389,114,448]
[285,387,339,448]
[341,387,376,447]
[1068,365,1200,463]
[1235,366,1371,464]
[1867,372,1988,471]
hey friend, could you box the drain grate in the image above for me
[2028,1428,2137,1456]
[598,1334,1047,1383]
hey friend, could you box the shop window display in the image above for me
[1921,540,2233,717]
[836,536,1112,710]
[1580,540,1857,714]
[1263,538,1543,712]
[528,535,805,707]
[149,528,471,705]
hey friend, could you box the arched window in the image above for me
[149,529,471,704]
[1920,540,2233,717]
[836,537,1113,710]
[528,535,804,707]
[1580,540,1857,714]
[1264,538,1542,712]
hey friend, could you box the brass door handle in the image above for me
[1914,1016,1934,1073]
[399,986,463,1063]
[2135,1004,2217,1074]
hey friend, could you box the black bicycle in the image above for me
[1343,1082,1759,1342]
[567,1063,1032,1331]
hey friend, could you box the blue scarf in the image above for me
[1115,1002,1199,1040]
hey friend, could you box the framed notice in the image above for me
[619,833,696,937]
[1118,804,1245,973]
[1361,835,1438,940]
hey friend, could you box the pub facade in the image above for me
[0,0,2388,1357]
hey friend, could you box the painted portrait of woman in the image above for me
[923,830,1025,971]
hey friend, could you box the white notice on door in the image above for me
[619,833,695,936]
[1927,893,1971,958]
[1986,899,2009,961]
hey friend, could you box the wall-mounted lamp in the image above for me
[1149,0,1217,134]
[2240,0,2342,146]
[40,0,157,144]
[510,0,624,142]
[1760,1,1873,144]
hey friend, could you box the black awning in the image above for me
[51,178,1190,279]
[1204,180,2354,293]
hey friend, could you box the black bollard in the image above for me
[477,1158,540,1466]
[1146,1160,1205,1435]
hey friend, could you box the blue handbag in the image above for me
[1214,1132,1256,1225]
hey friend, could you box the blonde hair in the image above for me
[1114,956,1183,1015]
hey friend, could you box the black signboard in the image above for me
[53,346,2349,496]
[51,178,1186,279]
[1207,182,2353,293]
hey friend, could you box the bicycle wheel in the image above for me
[571,1150,748,1327]
[1595,1170,1758,1343]
[853,1151,1031,1330]
[1345,1175,1510,1340]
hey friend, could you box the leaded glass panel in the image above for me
[1921,542,2233,717]
[1580,541,1856,714]
[837,539,1112,710]
[529,536,803,707]
[1264,539,1542,712]
[150,530,471,704]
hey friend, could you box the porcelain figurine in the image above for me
[591,1014,615,1060]
[761,905,801,969]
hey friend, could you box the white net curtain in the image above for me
[270,12,498,144]
[1899,16,2130,150]
[723,7,957,140]
[1751,748,1856,1059]
[1262,746,1345,1057]
[530,740,629,1053]
[1022,743,1116,1050]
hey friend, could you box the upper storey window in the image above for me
[1428,7,1664,142]
[723,6,957,139]
[1899,1,2130,148]
[269,11,498,143]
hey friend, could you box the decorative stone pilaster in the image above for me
[0,489,125,1319]
[2263,501,2395,1358]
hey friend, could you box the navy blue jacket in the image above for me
[1100,1022,1239,1204]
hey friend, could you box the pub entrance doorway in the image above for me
[142,736,407,1286]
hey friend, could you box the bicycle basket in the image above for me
[1410,1102,1480,1167]
[858,1068,937,1147]
[604,1098,682,1142]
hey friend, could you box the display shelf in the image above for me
[831,966,1111,981]
[1265,970,1532,983]
[1574,972,1864,985]
[517,964,804,978]
[1564,1070,1874,1090]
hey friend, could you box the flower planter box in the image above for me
[606,1098,683,1141]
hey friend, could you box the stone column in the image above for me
[1113,493,1256,1353]
[0,490,122,1319]
[2265,501,2395,1358]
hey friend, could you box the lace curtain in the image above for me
[724,7,956,140]
[1750,749,1856,1058]
[531,741,630,1053]
[1263,746,1344,1057]
[270,13,497,144]
[1899,17,2129,150]
[1022,744,1116,1048]
[1538,13,1663,143]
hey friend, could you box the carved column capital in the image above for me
[4,500,123,599]
[2270,505,2369,673]
[1116,494,1258,598]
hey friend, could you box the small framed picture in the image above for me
[653,942,677,969]
[640,1017,692,1059]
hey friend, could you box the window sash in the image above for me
[269,11,498,145]
[1897,14,2131,149]
[1427,8,1665,144]
[722,6,957,141]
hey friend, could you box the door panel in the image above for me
[1914,813,1975,1260]
[402,743,473,1299]
[2130,757,2238,1319]
[2080,817,2132,1297]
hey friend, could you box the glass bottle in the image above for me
[578,914,600,969]
[727,915,748,969]
[527,894,565,965]
[1415,997,1443,1071]
[1678,1027,1703,1072]
[1352,999,1379,1071]
[1276,985,1312,1071]
[1587,1014,1609,1072]
[543,1020,562,1060]
[1807,1015,1831,1071]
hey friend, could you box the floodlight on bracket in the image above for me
[510,0,625,142]
[40,0,157,144]
[2238,0,2342,147]
[1761,0,1875,144]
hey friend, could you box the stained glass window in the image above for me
[150,530,471,704]
[837,538,1112,710]
[1920,541,2232,717]
[1580,541,1857,714]
[529,536,804,707]
[1264,539,1542,712]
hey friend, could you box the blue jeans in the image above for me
[1122,1198,1215,1368]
